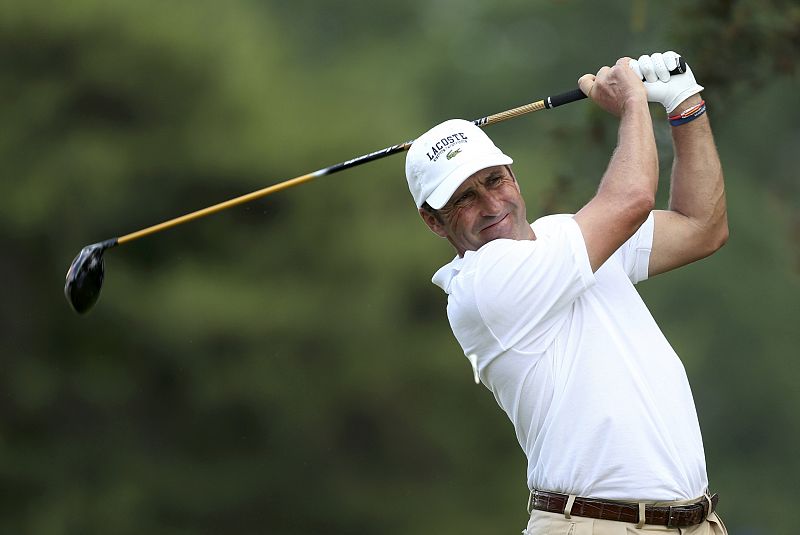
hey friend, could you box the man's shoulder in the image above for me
[433,214,580,293]
[432,238,527,293]
[531,213,576,234]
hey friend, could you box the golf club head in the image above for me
[64,239,116,314]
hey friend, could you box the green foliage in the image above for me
[1,1,798,534]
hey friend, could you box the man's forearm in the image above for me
[604,102,659,201]
[668,95,728,245]
[575,96,657,271]
[574,58,659,272]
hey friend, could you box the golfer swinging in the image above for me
[406,52,728,534]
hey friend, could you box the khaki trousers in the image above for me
[523,506,728,535]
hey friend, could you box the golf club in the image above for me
[64,58,686,314]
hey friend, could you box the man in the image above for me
[405,52,728,534]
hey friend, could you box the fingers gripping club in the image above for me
[578,55,688,102]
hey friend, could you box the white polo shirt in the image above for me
[432,213,708,500]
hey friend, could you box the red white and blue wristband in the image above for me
[668,100,706,126]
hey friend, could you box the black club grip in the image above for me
[546,88,587,109]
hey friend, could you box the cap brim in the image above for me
[425,153,513,210]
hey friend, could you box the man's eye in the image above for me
[487,176,502,186]
[456,192,473,205]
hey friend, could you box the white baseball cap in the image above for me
[405,119,513,209]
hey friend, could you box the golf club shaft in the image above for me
[116,89,584,246]
[117,51,691,246]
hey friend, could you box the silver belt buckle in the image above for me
[526,490,538,514]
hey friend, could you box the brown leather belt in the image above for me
[528,489,718,528]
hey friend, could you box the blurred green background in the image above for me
[1,0,798,533]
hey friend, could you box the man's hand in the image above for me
[578,57,648,117]
[628,51,704,113]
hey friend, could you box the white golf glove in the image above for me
[628,51,704,114]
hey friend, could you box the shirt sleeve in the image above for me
[613,211,655,284]
[472,216,595,353]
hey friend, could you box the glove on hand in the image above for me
[628,51,703,114]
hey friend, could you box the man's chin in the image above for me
[464,233,508,255]
[472,232,509,252]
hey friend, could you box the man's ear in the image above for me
[419,208,448,238]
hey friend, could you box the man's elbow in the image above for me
[702,217,729,257]
[629,190,656,225]
[711,221,729,252]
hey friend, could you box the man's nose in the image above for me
[478,191,503,215]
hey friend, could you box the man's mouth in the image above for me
[481,213,508,233]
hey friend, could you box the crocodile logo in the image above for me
[446,148,462,160]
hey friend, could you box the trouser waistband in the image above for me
[527,489,718,529]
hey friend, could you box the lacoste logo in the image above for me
[426,132,468,161]
[446,148,462,160]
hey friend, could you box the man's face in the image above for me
[420,165,534,256]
